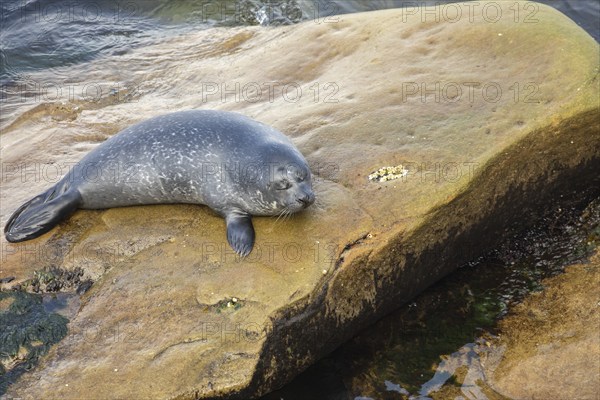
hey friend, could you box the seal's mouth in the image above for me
[296,192,315,209]
[297,198,310,209]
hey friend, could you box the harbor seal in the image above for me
[4,110,315,256]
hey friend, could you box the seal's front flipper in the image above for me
[4,189,82,243]
[225,213,255,257]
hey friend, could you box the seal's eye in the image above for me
[275,179,292,190]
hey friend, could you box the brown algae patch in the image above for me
[17,266,94,295]
[220,31,255,53]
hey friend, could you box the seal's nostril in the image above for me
[297,194,314,208]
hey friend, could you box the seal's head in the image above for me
[240,148,315,216]
[267,161,315,214]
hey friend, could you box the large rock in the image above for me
[1,2,598,398]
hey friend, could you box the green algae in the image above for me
[212,297,245,313]
[0,291,68,394]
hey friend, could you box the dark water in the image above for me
[1,0,182,85]
[1,0,598,86]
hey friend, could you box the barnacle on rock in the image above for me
[368,165,408,182]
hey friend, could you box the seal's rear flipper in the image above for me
[4,189,82,242]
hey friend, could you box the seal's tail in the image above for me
[4,187,82,242]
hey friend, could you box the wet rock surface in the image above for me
[1,2,599,398]
[483,251,600,400]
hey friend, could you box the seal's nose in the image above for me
[297,192,315,208]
